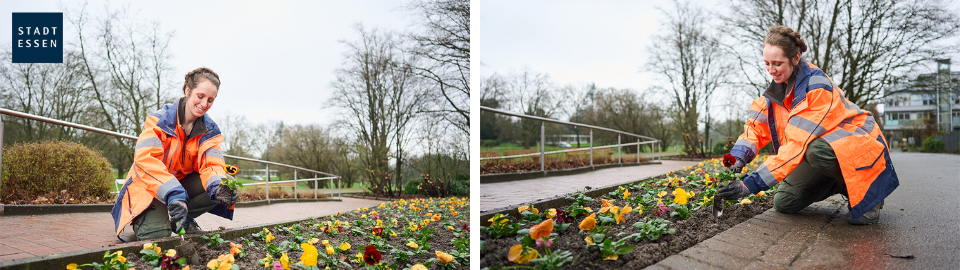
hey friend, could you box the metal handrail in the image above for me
[480,106,663,174]
[481,106,660,140]
[480,141,659,160]
[0,107,342,200]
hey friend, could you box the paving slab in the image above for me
[0,197,383,262]
[480,159,700,211]
[646,150,960,269]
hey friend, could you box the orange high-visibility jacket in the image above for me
[731,59,899,221]
[111,99,232,237]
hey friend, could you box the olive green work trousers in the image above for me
[132,173,217,240]
[773,138,848,213]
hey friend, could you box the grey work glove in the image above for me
[168,200,189,234]
[729,158,746,174]
[215,186,240,206]
[717,180,752,201]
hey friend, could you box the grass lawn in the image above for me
[110,172,365,193]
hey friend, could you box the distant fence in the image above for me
[935,131,960,152]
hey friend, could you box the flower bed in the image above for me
[481,155,646,175]
[480,155,776,269]
[66,197,469,270]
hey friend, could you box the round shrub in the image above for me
[922,136,945,153]
[482,140,499,148]
[403,178,423,195]
[1,141,112,204]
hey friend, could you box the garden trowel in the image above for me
[713,196,724,218]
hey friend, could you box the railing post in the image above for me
[0,114,4,197]
[589,129,594,167]
[314,173,318,199]
[540,122,545,174]
[637,138,640,163]
[618,134,621,164]
[294,170,297,200]
[657,142,661,162]
[265,163,270,203]
[338,177,341,198]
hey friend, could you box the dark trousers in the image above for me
[773,138,848,213]
[133,172,217,240]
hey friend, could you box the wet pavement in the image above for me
[0,197,384,261]
[646,150,960,269]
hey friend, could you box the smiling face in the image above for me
[763,44,800,84]
[185,80,218,119]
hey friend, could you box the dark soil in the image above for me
[121,197,470,269]
[480,161,776,269]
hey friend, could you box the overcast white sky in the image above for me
[474,0,960,116]
[1,0,416,126]
[474,0,721,95]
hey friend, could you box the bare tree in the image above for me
[330,25,423,197]
[721,0,960,107]
[406,0,470,137]
[647,0,732,157]
[503,69,565,149]
[65,3,177,172]
[0,48,89,143]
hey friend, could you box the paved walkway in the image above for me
[0,197,383,261]
[646,150,960,269]
[480,159,700,212]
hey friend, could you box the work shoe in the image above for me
[848,200,883,225]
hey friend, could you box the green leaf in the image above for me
[616,244,635,254]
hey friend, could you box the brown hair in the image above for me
[764,25,807,62]
[182,67,220,95]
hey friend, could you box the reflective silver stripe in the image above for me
[756,166,777,188]
[823,115,877,143]
[788,116,828,137]
[839,96,863,113]
[205,174,225,190]
[203,148,223,160]
[861,113,876,132]
[735,138,758,154]
[748,110,768,125]
[156,178,181,203]
[135,137,162,150]
[150,107,167,117]
[808,75,834,89]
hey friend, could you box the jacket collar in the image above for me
[763,58,816,110]
[177,97,207,140]
[151,98,221,143]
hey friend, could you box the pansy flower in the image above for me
[545,208,557,219]
[723,153,736,168]
[612,204,633,224]
[363,245,382,266]
[673,188,693,205]
[507,244,540,264]
[529,219,554,240]
[339,242,351,251]
[224,164,239,175]
[436,251,455,264]
[579,213,597,231]
[599,198,614,213]
[298,243,318,267]
[407,241,419,249]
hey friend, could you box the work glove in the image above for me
[168,200,189,234]
[729,159,746,174]
[215,186,240,206]
[717,180,753,201]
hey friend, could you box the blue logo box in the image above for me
[12,12,63,63]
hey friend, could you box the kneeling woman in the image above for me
[717,26,899,225]
[112,67,238,241]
